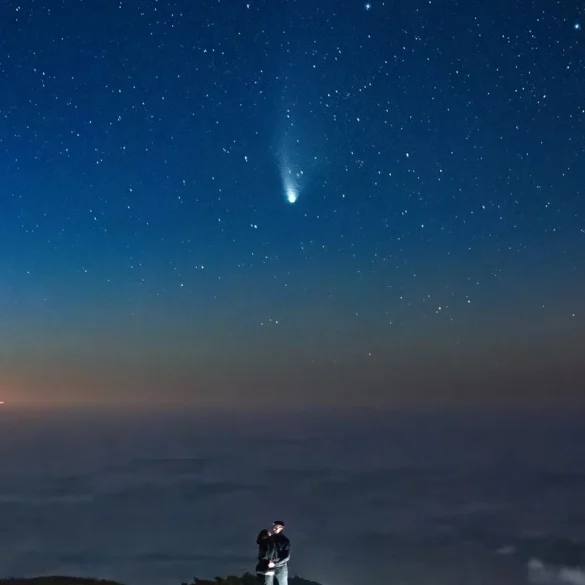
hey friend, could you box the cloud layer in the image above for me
[0,409,583,585]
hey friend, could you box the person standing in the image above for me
[270,521,290,585]
[256,529,276,585]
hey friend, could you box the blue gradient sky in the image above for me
[0,0,584,408]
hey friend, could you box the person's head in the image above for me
[272,520,285,534]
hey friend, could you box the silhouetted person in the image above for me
[270,520,290,585]
[256,529,276,585]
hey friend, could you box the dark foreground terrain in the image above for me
[0,575,322,585]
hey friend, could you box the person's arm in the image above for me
[273,541,290,567]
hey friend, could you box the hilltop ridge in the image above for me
[0,573,323,585]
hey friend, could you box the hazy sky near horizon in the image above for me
[1,1,584,408]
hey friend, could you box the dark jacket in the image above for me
[271,533,291,568]
[256,530,277,574]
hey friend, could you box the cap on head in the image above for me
[273,520,285,527]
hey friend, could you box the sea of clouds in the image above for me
[0,407,583,585]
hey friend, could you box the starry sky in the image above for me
[1,0,583,409]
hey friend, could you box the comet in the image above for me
[284,172,298,204]
[286,188,297,204]
[280,163,302,205]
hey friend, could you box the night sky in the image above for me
[1,0,583,409]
